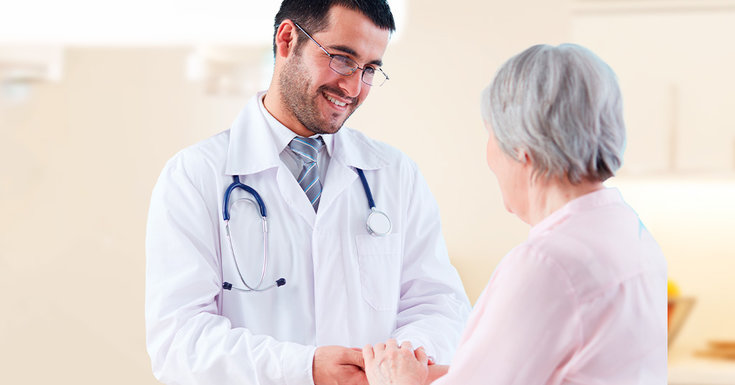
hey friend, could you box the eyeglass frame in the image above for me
[291,21,390,87]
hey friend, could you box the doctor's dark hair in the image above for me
[481,44,626,184]
[273,0,396,55]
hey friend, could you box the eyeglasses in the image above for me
[292,21,389,87]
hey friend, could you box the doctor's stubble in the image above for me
[278,48,361,136]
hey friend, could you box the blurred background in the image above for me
[1,0,734,384]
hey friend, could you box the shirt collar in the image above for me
[529,187,624,239]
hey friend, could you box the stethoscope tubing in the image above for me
[225,215,270,291]
[223,175,266,220]
[356,168,376,209]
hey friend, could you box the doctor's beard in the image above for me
[278,55,360,135]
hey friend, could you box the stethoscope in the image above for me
[221,168,391,293]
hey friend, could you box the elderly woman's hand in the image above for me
[362,339,429,385]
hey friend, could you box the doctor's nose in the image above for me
[338,70,364,98]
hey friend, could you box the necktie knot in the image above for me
[289,136,324,211]
[289,137,323,165]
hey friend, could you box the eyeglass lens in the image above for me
[329,55,385,86]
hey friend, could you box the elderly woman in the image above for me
[362,44,668,384]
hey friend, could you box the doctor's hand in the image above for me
[362,339,428,385]
[313,346,368,385]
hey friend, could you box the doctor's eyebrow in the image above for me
[328,45,384,67]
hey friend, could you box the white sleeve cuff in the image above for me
[282,343,317,385]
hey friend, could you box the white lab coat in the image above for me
[145,93,471,385]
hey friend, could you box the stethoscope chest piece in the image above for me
[366,208,391,237]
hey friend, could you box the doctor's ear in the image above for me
[274,20,299,59]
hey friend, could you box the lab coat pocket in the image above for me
[355,233,402,311]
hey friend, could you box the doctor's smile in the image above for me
[324,91,351,108]
[319,86,357,117]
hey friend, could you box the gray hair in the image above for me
[481,44,626,184]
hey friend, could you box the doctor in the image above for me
[145,1,471,385]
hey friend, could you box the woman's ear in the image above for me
[274,20,298,59]
[515,148,531,165]
[516,148,536,184]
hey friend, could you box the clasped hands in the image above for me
[314,339,442,385]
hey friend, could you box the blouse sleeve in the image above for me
[433,244,582,385]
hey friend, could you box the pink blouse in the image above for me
[435,188,667,384]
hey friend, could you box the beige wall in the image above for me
[0,48,243,384]
[1,0,733,383]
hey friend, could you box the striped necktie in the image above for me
[289,136,324,211]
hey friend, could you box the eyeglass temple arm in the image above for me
[292,21,332,58]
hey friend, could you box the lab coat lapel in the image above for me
[318,158,357,216]
[276,163,317,226]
